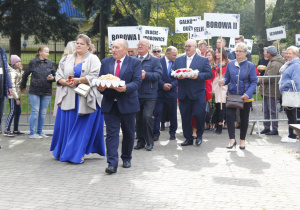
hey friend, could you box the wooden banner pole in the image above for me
[220,37,223,110]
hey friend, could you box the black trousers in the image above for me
[285,108,299,139]
[179,97,206,141]
[226,102,252,140]
[136,98,156,146]
[215,103,226,123]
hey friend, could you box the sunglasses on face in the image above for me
[153,51,161,53]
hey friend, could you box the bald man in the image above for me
[173,39,212,147]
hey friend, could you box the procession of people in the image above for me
[0,32,299,174]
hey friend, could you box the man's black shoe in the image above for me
[145,144,153,151]
[257,128,270,134]
[181,140,193,146]
[105,165,117,174]
[195,138,202,146]
[134,143,145,150]
[123,160,131,168]
[265,130,279,135]
[170,134,176,140]
[154,136,159,141]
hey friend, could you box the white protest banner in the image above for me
[244,39,253,53]
[228,38,252,53]
[139,26,168,46]
[175,16,201,33]
[296,34,300,46]
[228,37,235,51]
[108,26,140,48]
[204,13,240,38]
[266,26,286,41]
[190,20,212,40]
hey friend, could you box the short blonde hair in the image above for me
[235,42,247,52]
[286,46,299,56]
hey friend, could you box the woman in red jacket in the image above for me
[192,49,215,137]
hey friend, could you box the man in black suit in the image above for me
[98,39,142,174]
[153,46,178,141]
[173,39,212,146]
[133,38,163,151]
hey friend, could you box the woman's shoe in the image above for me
[226,140,236,149]
[215,124,223,134]
[239,140,246,150]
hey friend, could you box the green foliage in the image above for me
[270,0,300,46]
[0,0,79,55]
[213,0,254,41]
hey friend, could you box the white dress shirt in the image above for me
[186,53,196,68]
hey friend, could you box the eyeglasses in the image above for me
[236,50,246,53]
[153,51,161,53]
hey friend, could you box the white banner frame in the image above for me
[175,16,201,34]
[204,13,240,38]
[266,26,286,41]
[108,26,141,48]
[296,34,300,46]
[139,26,169,46]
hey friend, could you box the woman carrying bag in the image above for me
[219,43,257,150]
[279,46,300,143]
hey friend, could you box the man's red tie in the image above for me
[115,60,121,77]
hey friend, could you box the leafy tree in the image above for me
[0,0,79,56]
[73,0,141,59]
[270,0,299,46]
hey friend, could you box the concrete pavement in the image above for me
[1,116,300,209]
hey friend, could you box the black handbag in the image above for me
[226,62,248,109]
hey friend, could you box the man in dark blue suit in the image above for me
[98,39,142,174]
[173,39,212,146]
[153,46,178,141]
[133,38,163,151]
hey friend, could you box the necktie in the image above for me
[139,56,143,60]
[167,61,172,76]
[115,60,121,77]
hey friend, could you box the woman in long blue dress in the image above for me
[50,34,105,163]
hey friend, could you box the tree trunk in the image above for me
[140,0,152,25]
[255,0,266,58]
[99,10,105,60]
[9,31,21,57]
[270,0,285,26]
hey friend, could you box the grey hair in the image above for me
[114,39,128,48]
[139,38,150,47]
[63,41,76,56]
[235,42,248,52]
[166,46,177,53]
[286,46,299,56]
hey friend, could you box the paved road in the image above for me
[1,114,300,209]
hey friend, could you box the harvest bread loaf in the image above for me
[171,68,199,79]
